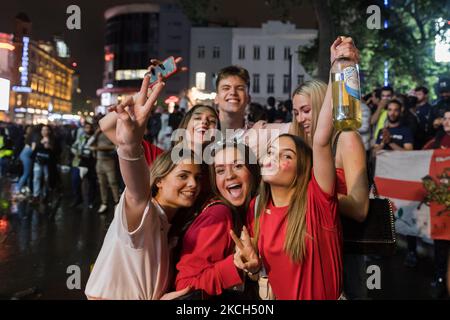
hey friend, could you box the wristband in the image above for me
[117,146,144,161]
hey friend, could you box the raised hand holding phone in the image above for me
[115,73,165,148]
[147,56,188,88]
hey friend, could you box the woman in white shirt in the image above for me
[85,75,202,300]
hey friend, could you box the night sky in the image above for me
[0,0,316,100]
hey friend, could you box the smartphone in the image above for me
[148,56,178,88]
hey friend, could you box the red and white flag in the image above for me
[374,149,450,241]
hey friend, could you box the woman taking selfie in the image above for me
[174,142,260,298]
[85,76,202,300]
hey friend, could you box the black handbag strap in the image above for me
[371,183,380,199]
[332,131,342,159]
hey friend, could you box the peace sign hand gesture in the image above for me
[115,74,165,148]
[230,226,261,275]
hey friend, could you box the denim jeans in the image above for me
[33,162,49,198]
[17,146,33,191]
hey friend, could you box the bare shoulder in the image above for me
[337,131,364,152]
[336,131,366,166]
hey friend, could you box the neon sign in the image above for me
[20,37,30,87]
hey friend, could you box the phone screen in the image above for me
[149,57,177,85]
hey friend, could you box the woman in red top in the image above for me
[289,38,368,300]
[423,110,450,150]
[240,62,343,299]
[422,109,450,299]
[175,142,261,298]
[290,39,368,222]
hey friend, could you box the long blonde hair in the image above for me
[291,80,328,146]
[254,134,313,262]
[149,149,199,197]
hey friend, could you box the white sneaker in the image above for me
[97,204,108,214]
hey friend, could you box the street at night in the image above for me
[0,175,444,300]
[0,0,449,305]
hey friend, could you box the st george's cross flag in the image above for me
[374,149,450,241]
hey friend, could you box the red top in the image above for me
[423,134,450,150]
[248,172,342,300]
[335,168,347,195]
[175,202,243,296]
[142,140,163,167]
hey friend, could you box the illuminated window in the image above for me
[195,72,206,90]
[115,69,147,81]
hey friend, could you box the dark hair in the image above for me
[381,86,394,94]
[215,65,250,91]
[387,99,403,110]
[247,102,268,123]
[405,96,418,110]
[209,142,261,235]
[284,99,293,112]
[374,88,381,99]
[267,96,276,107]
[415,86,429,95]
[174,104,220,147]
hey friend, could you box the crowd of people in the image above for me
[1,36,449,300]
[0,117,121,214]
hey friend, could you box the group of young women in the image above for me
[85,37,369,300]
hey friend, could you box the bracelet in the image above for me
[117,146,144,161]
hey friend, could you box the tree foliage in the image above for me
[178,0,450,94]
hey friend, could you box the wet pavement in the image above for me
[0,173,448,300]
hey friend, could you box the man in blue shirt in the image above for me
[373,99,414,152]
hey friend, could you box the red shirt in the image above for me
[335,168,347,195]
[142,140,163,167]
[175,202,243,295]
[248,172,343,300]
[423,134,450,150]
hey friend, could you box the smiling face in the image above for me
[156,160,202,208]
[387,102,401,124]
[214,147,252,207]
[185,107,218,147]
[261,136,297,188]
[444,111,450,134]
[214,76,250,117]
[381,89,393,101]
[293,94,313,137]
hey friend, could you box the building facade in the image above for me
[10,36,74,123]
[98,3,191,106]
[189,28,232,93]
[190,21,317,104]
[0,33,15,121]
[7,14,74,124]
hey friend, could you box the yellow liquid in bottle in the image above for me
[331,73,362,131]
